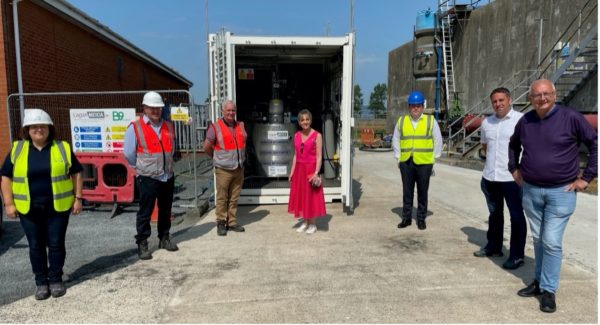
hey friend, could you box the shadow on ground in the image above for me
[461,226,535,285]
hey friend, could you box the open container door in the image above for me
[208,30,235,122]
[340,32,355,214]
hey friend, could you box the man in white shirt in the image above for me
[392,91,443,230]
[473,87,526,270]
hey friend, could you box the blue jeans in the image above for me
[19,203,70,286]
[480,178,527,259]
[522,182,576,293]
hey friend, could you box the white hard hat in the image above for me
[23,108,53,126]
[142,91,164,108]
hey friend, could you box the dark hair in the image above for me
[21,124,55,143]
[490,87,511,99]
[297,109,312,120]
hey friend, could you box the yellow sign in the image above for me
[170,106,189,122]
[111,133,125,140]
[111,126,127,132]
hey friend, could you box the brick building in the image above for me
[0,0,192,156]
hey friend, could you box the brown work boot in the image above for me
[217,220,227,236]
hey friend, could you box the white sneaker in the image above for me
[306,224,317,234]
[296,223,308,233]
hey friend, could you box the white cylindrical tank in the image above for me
[323,113,335,179]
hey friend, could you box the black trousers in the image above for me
[19,204,70,286]
[135,176,175,244]
[480,178,527,259]
[399,158,433,221]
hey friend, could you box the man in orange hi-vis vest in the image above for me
[204,100,247,236]
[124,91,179,260]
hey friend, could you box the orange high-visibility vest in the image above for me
[131,117,175,177]
[212,118,246,170]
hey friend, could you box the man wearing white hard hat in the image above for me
[1,108,83,300]
[124,91,178,260]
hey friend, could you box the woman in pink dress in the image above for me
[288,109,326,234]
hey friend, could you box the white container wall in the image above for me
[208,31,355,212]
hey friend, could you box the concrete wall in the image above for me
[453,0,597,109]
[387,0,598,131]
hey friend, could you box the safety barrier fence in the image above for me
[6,90,211,212]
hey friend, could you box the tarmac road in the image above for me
[0,150,596,323]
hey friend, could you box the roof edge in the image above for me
[35,0,193,87]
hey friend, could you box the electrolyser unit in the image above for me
[251,99,296,178]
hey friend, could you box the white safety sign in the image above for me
[70,108,136,153]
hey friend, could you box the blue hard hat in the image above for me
[407,91,425,105]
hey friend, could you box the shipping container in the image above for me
[208,31,355,212]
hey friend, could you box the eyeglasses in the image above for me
[530,92,555,100]
[300,143,304,154]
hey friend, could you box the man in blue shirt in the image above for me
[508,79,597,313]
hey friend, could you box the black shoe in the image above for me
[137,240,153,260]
[517,280,541,297]
[227,224,245,232]
[35,284,50,300]
[540,291,556,313]
[217,221,227,236]
[417,220,426,230]
[159,236,179,251]
[502,257,524,270]
[473,248,504,257]
[397,219,412,228]
[49,282,66,298]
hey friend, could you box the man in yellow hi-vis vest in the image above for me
[392,91,442,230]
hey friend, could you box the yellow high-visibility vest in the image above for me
[11,140,74,214]
[397,114,434,165]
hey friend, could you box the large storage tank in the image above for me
[252,100,296,177]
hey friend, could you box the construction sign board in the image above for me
[170,105,190,122]
[70,108,136,153]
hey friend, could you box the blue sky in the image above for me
[68,0,438,102]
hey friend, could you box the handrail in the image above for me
[445,0,596,157]
[537,0,594,68]
[446,69,538,155]
[538,1,597,79]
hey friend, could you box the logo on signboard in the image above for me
[87,111,105,119]
[112,111,124,121]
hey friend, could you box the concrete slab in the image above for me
[0,150,596,323]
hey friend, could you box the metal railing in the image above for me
[6,89,209,206]
[537,0,597,81]
[445,70,538,156]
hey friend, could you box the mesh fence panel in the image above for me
[6,90,211,207]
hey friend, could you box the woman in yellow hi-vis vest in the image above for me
[392,91,443,230]
[1,109,83,300]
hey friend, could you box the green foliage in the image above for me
[353,84,364,115]
[368,83,387,117]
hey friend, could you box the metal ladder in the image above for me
[445,0,597,158]
[438,0,456,112]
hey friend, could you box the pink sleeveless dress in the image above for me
[288,130,326,219]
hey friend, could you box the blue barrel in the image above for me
[416,9,435,32]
